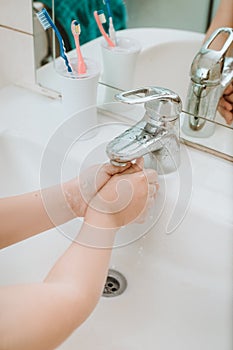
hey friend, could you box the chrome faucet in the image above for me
[182,27,233,138]
[106,86,182,174]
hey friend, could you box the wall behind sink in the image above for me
[125,0,220,33]
[0,0,35,89]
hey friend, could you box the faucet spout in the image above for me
[106,120,168,165]
[183,27,233,138]
[106,86,182,174]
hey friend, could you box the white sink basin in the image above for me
[0,107,232,350]
[0,131,41,196]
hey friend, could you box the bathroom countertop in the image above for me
[0,84,65,145]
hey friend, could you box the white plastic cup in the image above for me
[56,57,100,135]
[100,37,141,91]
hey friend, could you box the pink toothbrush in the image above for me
[71,20,87,74]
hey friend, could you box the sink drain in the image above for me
[102,269,127,297]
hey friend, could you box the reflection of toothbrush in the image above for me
[103,0,112,17]
[103,0,116,44]
[36,8,72,72]
[108,17,116,44]
[94,10,115,48]
[71,20,87,74]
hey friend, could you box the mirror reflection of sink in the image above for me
[116,29,232,158]
[37,28,204,102]
[136,40,233,156]
[0,106,232,350]
[37,27,233,157]
[134,39,202,102]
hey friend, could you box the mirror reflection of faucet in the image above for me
[106,86,182,174]
[182,27,233,138]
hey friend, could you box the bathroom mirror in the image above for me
[34,0,217,85]
[33,0,233,160]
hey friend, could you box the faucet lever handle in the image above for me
[202,27,233,58]
[115,86,180,105]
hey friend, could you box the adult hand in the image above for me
[218,84,233,125]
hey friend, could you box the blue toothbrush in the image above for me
[36,8,72,73]
[103,0,113,18]
[103,0,116,44]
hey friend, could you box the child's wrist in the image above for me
[84,207,120,231]
[62,178,85,218]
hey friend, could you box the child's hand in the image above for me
[84,159,159,229]
[63,161,133,218]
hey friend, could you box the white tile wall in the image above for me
[0,0,33,34]
[0,27,35,89]
[0,0,35,89]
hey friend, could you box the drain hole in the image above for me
[102,269,127,297]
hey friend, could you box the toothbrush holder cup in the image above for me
[56,57,100,136]
[100,37,141,91]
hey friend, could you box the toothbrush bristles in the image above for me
[37,8,72,73]
[36,9,51,30]
[97,10,106,23]
[73,20,81,34]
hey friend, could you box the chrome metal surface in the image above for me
[115,87,181,105]
[106,86,182,174]
[102,269,127,297]
[183,27,233,137]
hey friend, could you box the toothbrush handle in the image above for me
[54,25,72,72]
[74,36,87,74]
[105,0,112,18]
[108,17,116,44]
[94,11,115,48]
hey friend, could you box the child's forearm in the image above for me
[0,182,77,249]
[0,221,117,350]
[0,162,134,249]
